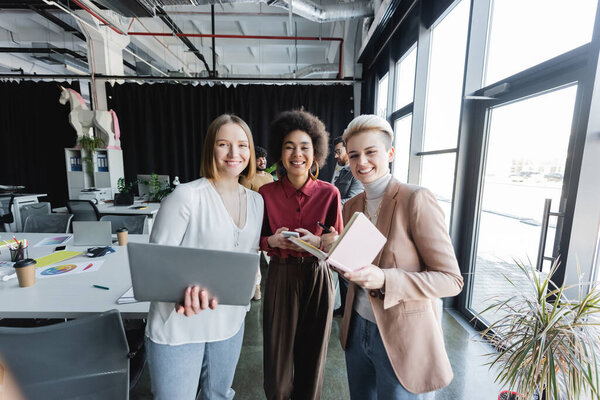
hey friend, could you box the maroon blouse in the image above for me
[259,175,343,258]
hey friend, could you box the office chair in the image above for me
[0,309,130,400]
[0,194,15,224]
[66,200,101,221]
[100,214,148,234]
[23,214,74,233]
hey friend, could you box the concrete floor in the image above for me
[131,297,504,400]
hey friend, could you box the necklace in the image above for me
[363,195,383,223]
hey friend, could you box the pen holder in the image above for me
[9,245,28,262]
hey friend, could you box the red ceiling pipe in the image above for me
[128,31,344,77]
[71,0,125,35]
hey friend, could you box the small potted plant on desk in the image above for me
[140,174,173,202]
[114,178,136,206]
[479,260,600,400]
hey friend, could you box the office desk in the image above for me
[0,232,150,319]
[95,201,160,217]
[54,201,160,232]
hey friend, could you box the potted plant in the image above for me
[480,260,600,400]
[114,177,136,206]
[77,136,105,185]
[139,173,173,202]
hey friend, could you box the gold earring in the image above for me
[309,161,319,180]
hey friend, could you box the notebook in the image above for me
[288,212,387,273]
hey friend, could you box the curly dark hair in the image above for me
[268,110,330,177]
[255,146,267,159]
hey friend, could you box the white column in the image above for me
[74,9,129,110]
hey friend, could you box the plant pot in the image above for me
[114,192,134,206]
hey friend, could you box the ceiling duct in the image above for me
[282,63,338,78]
[21,43,89,71]
[266,0,373,23]
[100,0,372,23]
[92,0,156,17]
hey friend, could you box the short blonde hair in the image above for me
[200,114,256,180]
[342,114,394,149]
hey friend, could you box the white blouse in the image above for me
[146,178,264,345]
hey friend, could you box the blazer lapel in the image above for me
[335,167,349,184]
[372,179,399,267]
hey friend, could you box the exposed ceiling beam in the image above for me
[27,4,86,41]
[155,6,212,75]
[0,46,86,61]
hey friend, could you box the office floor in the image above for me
[131,274,504,400]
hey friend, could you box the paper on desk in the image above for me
[34,251,82,268]
[34,235,72,247]
[37,260,104,279]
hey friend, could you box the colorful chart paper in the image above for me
[41,264,77,275]
[37,260,104,279]
[34,235,72,247]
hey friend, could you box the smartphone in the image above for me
[54,245,66,252]
[282,231,300,238]
[317,221,332,234]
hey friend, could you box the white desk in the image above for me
[54,201,160,232]
[0,232,150,318]
[95,201,160,217]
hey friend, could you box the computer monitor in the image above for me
[137,174,170,198]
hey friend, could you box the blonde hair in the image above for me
[342,114,394,150]
[200,114,256,180]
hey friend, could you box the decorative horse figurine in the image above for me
[58,86,121,150]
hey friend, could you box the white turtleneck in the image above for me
[353,171,392,323]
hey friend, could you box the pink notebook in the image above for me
[289,212,387,273]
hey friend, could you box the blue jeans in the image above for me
[345,312,433,400]
[146,322,244,400]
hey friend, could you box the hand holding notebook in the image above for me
[288,212,386,273]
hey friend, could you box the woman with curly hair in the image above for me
[259,110,343,400]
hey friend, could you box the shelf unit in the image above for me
[65,148,124,200]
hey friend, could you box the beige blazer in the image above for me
[340,178,464,394]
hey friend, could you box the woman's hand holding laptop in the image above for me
[175,286,219,317]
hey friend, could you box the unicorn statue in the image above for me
[58,86,121,150]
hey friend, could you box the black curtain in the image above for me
[106,83,354,184]
[0,81,80,207]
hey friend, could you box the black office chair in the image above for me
[23,214,74,233]
[66,200,101,221]
[0,309,130,400]
[0,194,15,224]
[99,214,148,234]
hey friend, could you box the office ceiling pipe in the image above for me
[179,0,373,22]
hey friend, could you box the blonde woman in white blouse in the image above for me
[145,114,264,400]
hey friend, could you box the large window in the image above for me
[376,74,389,118]
[423,0,470,151]
[485,0,598,85]
[392,115,412,183]
[420,153,455,227]
[394,45,417,111]
[364,0,600,333]
[469,85,578,325]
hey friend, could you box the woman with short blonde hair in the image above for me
[335,114,463,399]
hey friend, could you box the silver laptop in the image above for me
[72,221,112,246]
[127,242,259,306]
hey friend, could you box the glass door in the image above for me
[468,85,578,325]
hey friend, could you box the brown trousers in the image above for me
[263,257,334,400]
